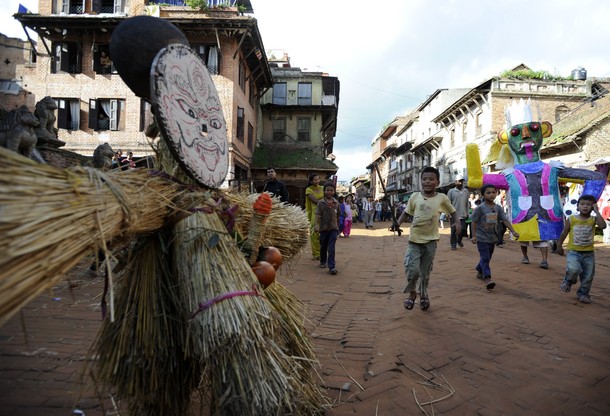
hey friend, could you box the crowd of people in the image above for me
[110,149,136,170]
[251,164,609,311]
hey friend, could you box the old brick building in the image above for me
[9,0,272,186]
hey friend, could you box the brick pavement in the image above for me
[1,221,610,415]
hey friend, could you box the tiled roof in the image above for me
[542,95,610,149]
[251,145,338,171]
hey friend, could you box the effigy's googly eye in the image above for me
[510,127,520,136]
[530,123,540,132]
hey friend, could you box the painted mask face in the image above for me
[507,122,543,164]
[153,44,228,188]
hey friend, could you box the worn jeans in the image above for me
[563,250,596,297]
[475,241,496,278]
[319,229,338,269]
[403,240,437,298]
[450,218,467,247]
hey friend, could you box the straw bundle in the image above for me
[0,146,206,327]
[241,193,273,264]
[264,282,329,414]
[174,208,301,415]
[92,235,199,415]
[224,192,310,261]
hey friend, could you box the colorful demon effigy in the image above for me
[466,99,606,242]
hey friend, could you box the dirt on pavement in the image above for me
[1,221,609,415]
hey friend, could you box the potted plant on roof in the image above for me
[185,0,239,16]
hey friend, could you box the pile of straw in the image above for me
[0,146,206,327]
[223,192,310,261]
[92,235,199,415]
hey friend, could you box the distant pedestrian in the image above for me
[305,173,324,260]
[395,167,459,311]
[557,194,607,304]
[601,198,610,244]
[471,184,519,290]
[262,167,289,203]
[343,194,354,237]
[337,195,345,235]
[447,175,470,250]
[375,200,383,222]
[315,182,340,275]
[439,212,446,229]
[494,189,507,247]
[362,196,375,229]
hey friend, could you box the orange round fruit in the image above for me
[260,246,283,270]
[252,261,276,288]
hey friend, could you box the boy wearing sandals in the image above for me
[557,194,607,304]
[396,167,459,311]
[471,184,520,290]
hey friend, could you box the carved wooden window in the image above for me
[247,122,254,151]
[237,107,245,142]
[51,42,81,74]
[88,98,124,131]
[192,44,220,75]
[93,43,116,74]
[56,98,80,131]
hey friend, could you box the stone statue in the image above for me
[0,105,40,158]
[34,96,65,148]
[92,142,115,170]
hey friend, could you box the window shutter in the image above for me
[88,99,98,129]
[93,46,101,73]
[57,99,68,129]
[114,0,123,14]
[109,99,118,131]
[59,43,70,73]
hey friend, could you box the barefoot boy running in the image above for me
[396,167,459,311]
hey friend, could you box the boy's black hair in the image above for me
[578,194,597,204]
[323,181,336,190]
[420,166,440,181]
[480,183,497,195]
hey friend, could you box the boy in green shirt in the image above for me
[396,167,459,311]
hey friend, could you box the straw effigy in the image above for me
[90,139,325,415]
[156,140,304,414]
[0,143,327,413]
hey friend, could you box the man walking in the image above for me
[262,167,289,203]
[362,195,375,229]
[447,175,469,250]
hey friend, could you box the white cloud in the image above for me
[334,149,372,182]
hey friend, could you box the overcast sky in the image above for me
[3,0,610,182]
